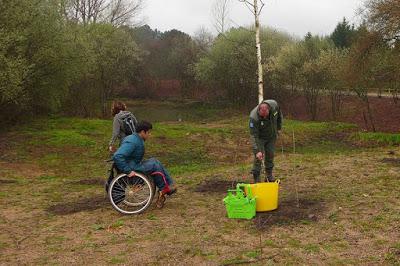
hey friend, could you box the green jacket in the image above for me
[249,100,283,153]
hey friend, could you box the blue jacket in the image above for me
[112,133,145,173]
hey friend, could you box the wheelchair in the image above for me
[106,161,162,215]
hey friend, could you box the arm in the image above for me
[112,141,135,174]
[109,117,120,150]
[249,118,263,154]
[277,107,283,131]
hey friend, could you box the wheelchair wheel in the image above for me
[108,173,155,214]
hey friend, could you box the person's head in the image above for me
[111,101,126,116]
[136,121,153,141]
[258,103,270,118]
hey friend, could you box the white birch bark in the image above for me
[239,0,265,103]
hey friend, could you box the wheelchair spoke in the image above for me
[108,173,155,214]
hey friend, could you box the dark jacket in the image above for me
[249,99,283,153]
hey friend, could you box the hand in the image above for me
[109,146,116,153]
[128,171,137,177]
[256,152,264,161]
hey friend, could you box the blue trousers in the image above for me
[141,158,174,190]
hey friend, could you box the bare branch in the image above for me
[64,0,143,26]
[238,0,254,7]
[212,0,231,34]
[258,0,265,15]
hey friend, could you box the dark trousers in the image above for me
[251,138,276,179]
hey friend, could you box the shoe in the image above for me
[265,175,276,182]
[167,187,177,196]
[104,181,109,193]
[166,185,177,196]
[253,173,261,183]
[155,191,167,209]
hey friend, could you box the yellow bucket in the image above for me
[246,180,280,212]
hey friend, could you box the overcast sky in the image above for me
[142,0,366,37]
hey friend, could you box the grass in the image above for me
[0,102,399,265]
[355,132,400,145]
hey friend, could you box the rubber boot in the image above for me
[265,170,276,182]
[253,172,261,183]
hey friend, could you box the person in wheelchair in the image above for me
[112,120,177,208]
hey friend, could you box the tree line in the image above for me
[1,0,399,129]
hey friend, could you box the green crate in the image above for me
[223,184,256,220]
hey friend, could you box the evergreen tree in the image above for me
[330,17,356,48]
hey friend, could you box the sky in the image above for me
[142,0,366,37]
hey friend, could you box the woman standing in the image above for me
[109,101,138,153]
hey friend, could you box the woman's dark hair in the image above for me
[136,121,153,133]
[111,101,126,116]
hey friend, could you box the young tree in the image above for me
[318,48,349,120]
[195,27,292,106]
[193,27,214,54]
[212,0,231,34]
[300,34,333,120]
[238,0,266,103]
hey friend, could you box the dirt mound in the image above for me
[0,179,17,184]
[254,198,326,229]
[194,179,241,193]
[381,158,400,167]
[70,178,105,185]
[47,195,107,215]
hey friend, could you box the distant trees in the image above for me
[0,0,143,123]
[64,24,142,117]
[366,0,400,42]
[330,18,357,48]
[62,0,144,26]
[1,0,399,129]
[0,1,73,121]
[364,0,400,105]
[130,26,202,98]
[267,5,400,124]
[195,27,292,106]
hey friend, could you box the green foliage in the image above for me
[0,0,144,123]
[195,27,292,106]
[129,26,201,97]
[0,0,71,121]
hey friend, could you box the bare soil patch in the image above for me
[46,195,107,215]
[194,179,241,193]
[381,158,400,167]
[69,178,104,185]
[254,198,326,229]
[0,179,17,184]
[283,94,400,133]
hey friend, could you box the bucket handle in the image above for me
[227,189,245,199]
[236,183,253,198]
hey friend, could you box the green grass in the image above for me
[355,132,400,145]
[284,120,356,133]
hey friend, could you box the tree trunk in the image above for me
[253,0,264,104]
[365,96,376,132]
